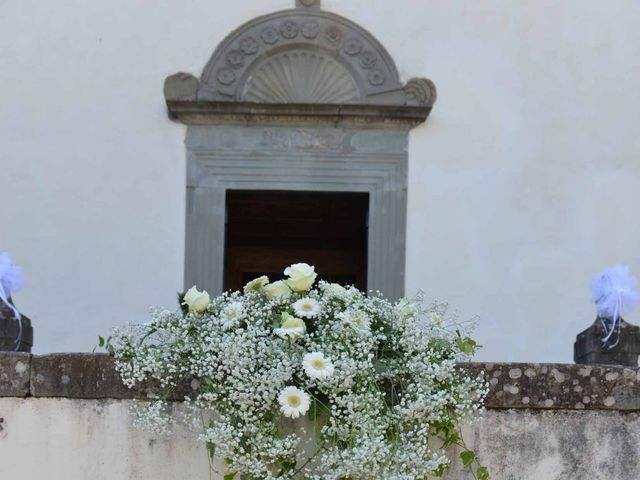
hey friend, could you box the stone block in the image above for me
[30,353,195,400]
[0,352,31,397]
[466,362,640,411]
[163,72,198,102]
[574,318,640,366]
[30,353,134,399]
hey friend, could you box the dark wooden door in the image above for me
[224,190,368,292]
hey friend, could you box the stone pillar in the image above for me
[0,298,33,352]
[574,318,640,366]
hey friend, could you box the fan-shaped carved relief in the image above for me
[243,50,360,104]
[195,9,414,105]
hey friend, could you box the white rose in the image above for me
[182,286,210,314]
[284,263,317,292]
[263,280,292,300]
[396,298,417,319]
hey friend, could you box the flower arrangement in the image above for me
[108,263,489,479]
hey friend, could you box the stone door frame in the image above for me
[185,125,409,300]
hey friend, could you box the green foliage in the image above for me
[96,335,114,355]
[177,291,188,316]
[455,330,477,355]
[477,466,490,480]
[460,450,476,466]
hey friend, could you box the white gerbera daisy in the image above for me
[278,386,310,419]
[302,352,335,379]
[221,301,244,330]
[243,275,269,293]
[274,313,306,340]
[293,297,321,318]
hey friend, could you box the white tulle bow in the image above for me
[0,253,25,350]
[591,265,640,348]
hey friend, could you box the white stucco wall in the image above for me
[1,398,638,479]
[1,0,639,361]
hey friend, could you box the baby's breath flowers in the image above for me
[110,263,489,480]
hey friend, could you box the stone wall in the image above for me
[1,353,639,479]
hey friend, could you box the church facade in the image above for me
[2,0,639,362]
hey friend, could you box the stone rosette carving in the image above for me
[367,69,385,86]
[301,20,320,39]
[226,50,245,69]
[239,37,259,55]
[280,21,299,39]
[216,68,236,86]
[261,26,280,45]
[359,50,377,69]
[343,38,363,56]
[324,25,343,45]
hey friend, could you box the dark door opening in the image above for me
[224,190,368,292]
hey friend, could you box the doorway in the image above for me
[224,190,369,292]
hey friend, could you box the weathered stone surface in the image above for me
[0,352,30,396]
[30,353,132,399]
[29,353,194,400]
[445,410,640,480]
[1,399,638,479]
[467,362,640,411]
[2,354,640,409]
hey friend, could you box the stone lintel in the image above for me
[1,354,640,411]
[166,100,431,128]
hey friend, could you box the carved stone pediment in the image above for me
[164,2,436,126]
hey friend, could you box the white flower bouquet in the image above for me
[109,263,489,479]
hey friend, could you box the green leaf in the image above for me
[206,441,216,459]
[443,431,461,447]
[432,464,447,477]
[477,466,490,480]
[460,450,476,466]
[456,336,477,355]
[223,473,235,480]
[98,336,105,347]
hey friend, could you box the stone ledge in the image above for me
[1,354,639,410]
